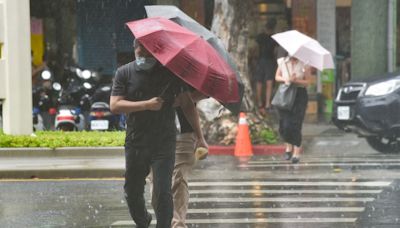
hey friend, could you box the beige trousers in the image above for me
[149,133,196,228]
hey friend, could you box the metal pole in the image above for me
[2,0,32,135]
[388,0,396,72]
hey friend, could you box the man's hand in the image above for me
[146,97,164,111]
[196,137,208,150]
[195,137,209,160]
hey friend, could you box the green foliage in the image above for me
[0,130,125,148]
[250,127,279,145]
[259,129,278,144]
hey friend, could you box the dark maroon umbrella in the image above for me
[126,17,239,103]
[145,5,244,114]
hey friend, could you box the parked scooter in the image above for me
[53,67,89,131]
[89,84,121,131]
[32,69,57,131]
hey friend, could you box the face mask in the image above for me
[135,55,158,71]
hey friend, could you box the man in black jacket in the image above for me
[110,40,205,228]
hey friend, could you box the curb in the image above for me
[0,145,285,179]
[0,169,125,179]
[209,145,285,155]
[0,147,124,157]
[0,145,285,157]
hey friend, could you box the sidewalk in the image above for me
[0,122,339,179]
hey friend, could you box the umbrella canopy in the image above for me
[271,30,334,71]
[126,17,239,103]
[145,5,244,114]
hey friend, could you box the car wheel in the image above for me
[366,136,400,153]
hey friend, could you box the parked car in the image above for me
[332,71,400,153]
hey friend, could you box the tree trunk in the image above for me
[211,0,254,111]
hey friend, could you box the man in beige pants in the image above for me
[150,92,208,228]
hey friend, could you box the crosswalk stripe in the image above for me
[188,197,375,203]
[110,178,392,226]
[239,163,400,168]
[249,159,400,164]
[188,181,391,187]
[181,217,359,224]
[148,207,365,214]
[111,218,358,226]
[189,189,382,194]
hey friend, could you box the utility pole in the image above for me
[388,0,396,73]
[0,0,32,135]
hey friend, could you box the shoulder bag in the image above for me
[271,60,297,111]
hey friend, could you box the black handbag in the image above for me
[271,83,297,110]
[271,60,297,111]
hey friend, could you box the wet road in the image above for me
[1,134,400,227]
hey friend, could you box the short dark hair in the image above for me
[133,39,141,49]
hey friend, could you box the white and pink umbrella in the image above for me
[272,30,335,71]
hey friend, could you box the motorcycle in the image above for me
[53,67,93,131]
[88,84,122,131]
[32,69,57,131]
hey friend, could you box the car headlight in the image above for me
[364,79,400,96]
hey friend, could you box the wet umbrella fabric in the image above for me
[145,5,244,114]
[271,30,334,71]
[126,17,239,103]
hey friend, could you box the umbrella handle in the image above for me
[159,82,171,97]
[283,61,290,79]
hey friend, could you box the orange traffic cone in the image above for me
[234,112,253,157]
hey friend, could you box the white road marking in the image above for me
[239,163,400,168]
[189,189,382,194]
[148,207,365,214]
[315,140,360,146]
[248,159,400,164]
[111,217,358,226]
[188,181,392,187]
[188,197,374,203]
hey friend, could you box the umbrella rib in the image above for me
[166,37,208,82]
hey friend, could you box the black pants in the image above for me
[278,87,308,147]
[124,133,176,228]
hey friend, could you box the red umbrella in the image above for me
[126,17,239,103]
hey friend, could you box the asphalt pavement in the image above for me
[1,143,400,227]
[1,121,400,227]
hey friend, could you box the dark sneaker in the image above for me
[284,151,293,160]
[292,157,300,164]
[137,213,152,228]
[146,213,152,227]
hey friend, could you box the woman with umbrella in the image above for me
[272,30,334,163]
[275,56,312,163]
